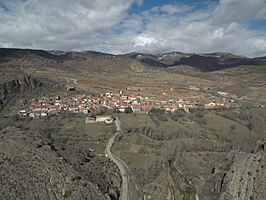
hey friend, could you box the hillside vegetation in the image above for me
[0,48,265,200]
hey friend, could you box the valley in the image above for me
[0,48,266,200]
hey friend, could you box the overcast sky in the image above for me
[0,0,266,57]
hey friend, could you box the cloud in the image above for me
[213,0,266,24]
[160,4,192,15]
[134,33,164,47]
[122,0,266,57]
[0,0,140,50]
[213,28,224,39]
[0,0,265,57]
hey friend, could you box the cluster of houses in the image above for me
[18,95,102,118]
[18,89,240,119]
[99,90,240,113]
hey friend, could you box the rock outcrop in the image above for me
[219,140,266,200]
[0,76,45,110]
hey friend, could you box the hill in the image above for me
[0,48,266,103]
[128,51,266,71]
[0,47,266,200]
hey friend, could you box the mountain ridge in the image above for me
[0,48,265,72]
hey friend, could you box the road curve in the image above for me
[105,117,129,200]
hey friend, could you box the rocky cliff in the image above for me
[0,76,47,110]
[219,140,266,200]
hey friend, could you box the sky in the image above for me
[0,0,266,57]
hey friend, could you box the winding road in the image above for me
[105,117,130,200]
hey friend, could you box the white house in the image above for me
[69,107,79,112]
[29,113,35,118]
[86,116,96,124]
[118,106,126,112]
[205,102,216,109]
[96,115,113,123]
[132,107,141,112]
[40,112,48,117]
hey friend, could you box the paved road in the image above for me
[105,117,129,200]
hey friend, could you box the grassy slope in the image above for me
[113,109,266,199]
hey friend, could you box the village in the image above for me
[18,86,243,123]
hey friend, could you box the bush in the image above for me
[148,108,165,115]
[230,124,236,130]
[170,110,185,121]
[148,108,168,121]
[80,154,90,163]
[189,109,206,124]
[125,106,133,114]
[194,109,204,118]
[247,120,255,130]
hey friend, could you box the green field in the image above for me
[113,109,266,199]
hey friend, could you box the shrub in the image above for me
[148,108,168,121]
[230,124,236,130]
[194,109,204,118]
[170,110,185,121]
[125,106,133,114]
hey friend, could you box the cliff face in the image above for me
[0,76,44,110]
[219,140,266,200]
